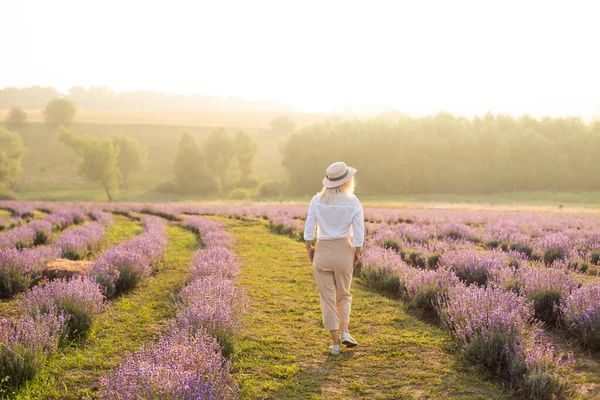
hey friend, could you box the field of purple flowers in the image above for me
[2,200,600,399]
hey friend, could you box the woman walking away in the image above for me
[304,161,365,355]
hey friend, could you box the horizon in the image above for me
[2,0,600,118]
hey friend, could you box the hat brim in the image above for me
[322,166,357,188]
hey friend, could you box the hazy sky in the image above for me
[2,0,599,117]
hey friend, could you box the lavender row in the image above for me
[360,246,574,397]
[90,217,167,298]
[100,217,241,399]
[1,277,105,392]
[0,214,112,299]
[0,215,160,391]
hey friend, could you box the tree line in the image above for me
[281,113,600,195]
[1,99,260,201]
[0,85,293,112]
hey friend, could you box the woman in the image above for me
[304,161,364,355]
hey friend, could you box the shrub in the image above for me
[406,269,458,317]
[560,284,600,350]
[56,223,105,260]
[99,331,236,400]
[258,181,282,198]
[91,250,148,297]
[174,276,244,357]
[439,285,534,379]
[426,253,441,270]
[439,249,503,287]
[485,239,500,249]
[510,243,533,257]
[543,248,565,265]
[0,314,65,392]
[361,267,406,298]
[228,188,250,200]
[517,267,578,327]
[590,250,600,266]
[190,247,240,280]
[0,247,60,299]
[382,239,401,253]
[360,247,409,298]
[20,277,104,342]
[406,251,426,269]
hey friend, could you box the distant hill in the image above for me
[0,86,295,113]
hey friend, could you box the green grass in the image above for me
[9,225,199,400]
[103,214,144,248]
[224,218,509,400]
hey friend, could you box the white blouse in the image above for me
[303,193,365,247]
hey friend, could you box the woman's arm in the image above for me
[306,240,315,263]
[304,198,317,262]
[351,201,365,268]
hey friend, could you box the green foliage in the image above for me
[234,130,258,185]
[270,115,296,135]
[361,267,406,298]
[44,98,76,127]
[281,115,600,195]
[530,290,562,326]
[543,247,565,265]
[228,188,251,200]
[406,251,426,269]
[59,128,120,201]
[590,250,600,265]
[427,253,442,270]
[257,181,282,198]
[510,243,533,257]
[0,128,26,193]
[202,128,236,192]
[0,265,34,299]
[382,239,401,253]
[6,106,28,131]
[173,132,218,195]
[454,265,489,286]
[110,135,147,188]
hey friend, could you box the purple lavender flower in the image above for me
[20,277,104,342]
[0,313,66,390]
[185,217,234,248]
[57,222,106,260]
[190,247,240,280]
[560,283,600,350]
[89,217,167,297]
[99,330,237,400]
[0,246,61,298]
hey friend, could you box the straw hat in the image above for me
[322,161,357,188]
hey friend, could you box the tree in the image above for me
[202,128,235,193]
[270,116,296,135]
[173,132,217,195]
[60,128,120,201]
[111,135,147,188]
[44,98,76,127]
[0,128,26,193]
[6,107,28,131]
[234,130,258,187]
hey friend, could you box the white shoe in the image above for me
[341,332,357,347]
[328,344,341,355]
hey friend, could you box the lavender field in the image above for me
[1,200,600,399]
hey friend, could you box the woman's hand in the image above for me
[306,241,315,263]
[353,247,362,269]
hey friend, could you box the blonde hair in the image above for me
[319,177,355,204]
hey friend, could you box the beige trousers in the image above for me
[313,238,354,331]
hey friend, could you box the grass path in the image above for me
[226,218,509,400]
[11,224,198,400]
